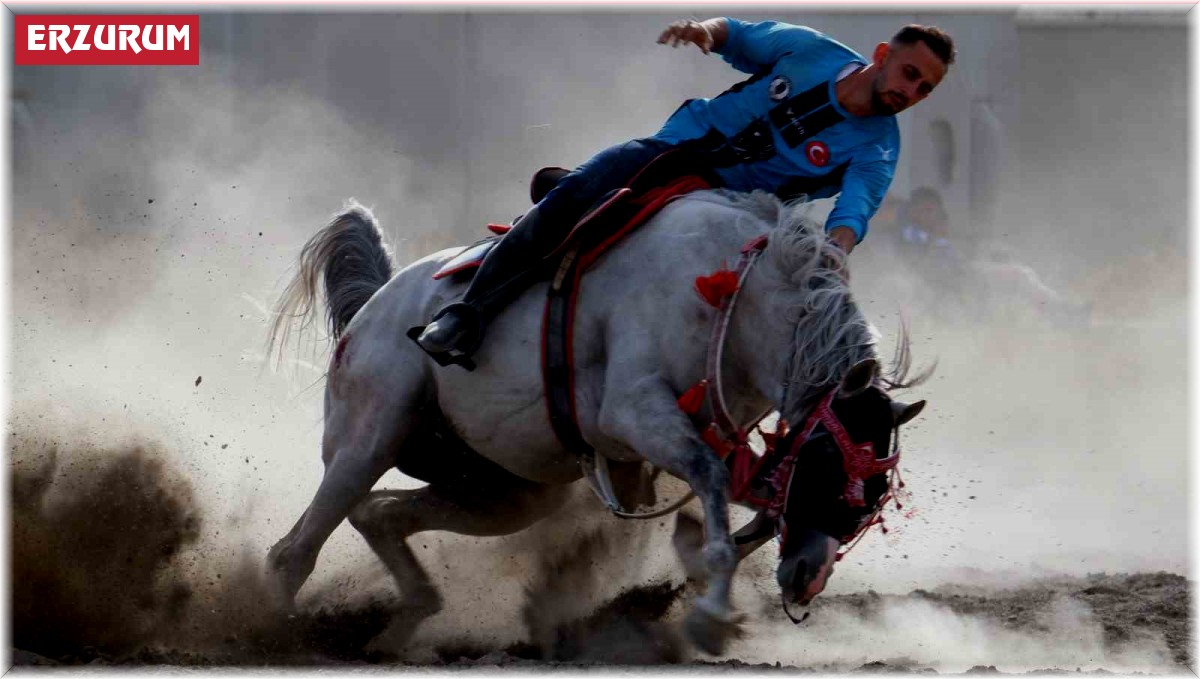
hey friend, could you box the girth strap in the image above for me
[542,172,712,513]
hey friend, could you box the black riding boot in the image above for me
[413,204,557,362]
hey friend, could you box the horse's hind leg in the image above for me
[347,476,572,646]
[266,368,424,610]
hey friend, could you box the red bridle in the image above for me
[679,384,905,559]
[680,236,905,560]
[767,389,905,560]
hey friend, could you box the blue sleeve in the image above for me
[825,136,900,243]
[717,19,822,74]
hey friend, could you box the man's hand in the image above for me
[827,226,857,254]
[657,19,727,54]
[825,226,857,282]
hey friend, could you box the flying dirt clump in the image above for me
[11,439,200,661]
[9,432,402,666]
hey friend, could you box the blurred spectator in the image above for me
[899,186,959,261]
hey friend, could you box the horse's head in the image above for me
[772,358,925,611]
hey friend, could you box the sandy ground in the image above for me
[8,442,1192,674]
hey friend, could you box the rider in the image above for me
[415,18,955,362]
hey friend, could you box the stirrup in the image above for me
[407,303,483,371]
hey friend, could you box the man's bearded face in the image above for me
[870,41,947,116]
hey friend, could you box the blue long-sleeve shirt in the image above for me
[654,19,900,242]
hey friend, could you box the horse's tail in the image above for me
[267,200,394,363]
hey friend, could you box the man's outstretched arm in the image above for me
[657,18,729,54]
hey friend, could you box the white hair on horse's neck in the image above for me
[688,190,919,419]
[765,198,879,418]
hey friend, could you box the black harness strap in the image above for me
[683,79,847,171]
[767,80,845,148]
[543,189,631,455]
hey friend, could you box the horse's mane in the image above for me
[680,190,927,420]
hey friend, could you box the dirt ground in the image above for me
[9,442,1192,673]
[11,571,1191,672]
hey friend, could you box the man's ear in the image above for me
[872,41,889,66]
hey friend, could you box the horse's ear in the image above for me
[891,399,926,426]
[838,359,878,399]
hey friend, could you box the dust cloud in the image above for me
[9,8,1190,671]
[8,427,689,665]
[732,574,1185,673]
[11,435,198,660]
[9,429,413,665]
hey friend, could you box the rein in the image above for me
[702,234,772,437]
[607,235,772,520]
[675,234,910,627]
[677,234,779,505]
[609,233,907,555]
[679,237,905,561]
[679,234,787,509]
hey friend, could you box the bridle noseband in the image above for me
[769,389,905,558]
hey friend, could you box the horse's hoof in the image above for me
[263,552,301,615]
[369,585,444,652]
[683,604,744,656]
[262,572,299,616]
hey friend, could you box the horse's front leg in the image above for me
[674,510,775,582]
[596,373,739,655]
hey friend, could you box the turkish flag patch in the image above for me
[805,140,830,167]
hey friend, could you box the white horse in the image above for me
[265,189,926,654]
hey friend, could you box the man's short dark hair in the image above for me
[891,25,956,65]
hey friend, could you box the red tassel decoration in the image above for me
[676,380,708,415]
[694,269,740,308]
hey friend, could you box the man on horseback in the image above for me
[415,17,955,363]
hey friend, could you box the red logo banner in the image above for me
[15,15,200,66]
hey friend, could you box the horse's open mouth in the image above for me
[779,529,840,617]
[781,596,812,625]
